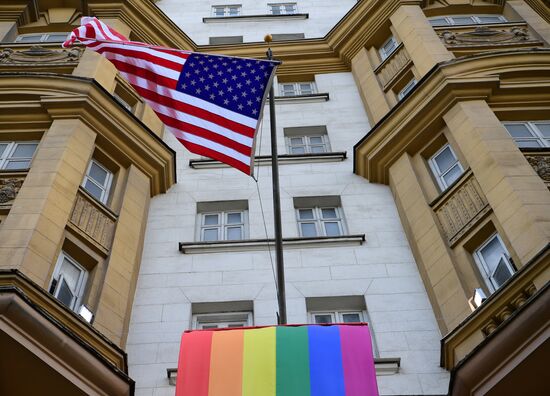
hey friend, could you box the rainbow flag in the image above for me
[175,324,379,396]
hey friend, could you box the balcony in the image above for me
[522,149,550,190]
[430,170,490,247]
[373,43,412,90]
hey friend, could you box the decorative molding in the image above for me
[0,46,83,65]
[203,13,308,23]
[189,152,347,169]
[431,171,490,246]
[373,44,413,88]
[179,234,365,254]
[0,175,25,207]
[69,188,117,252]
[525,155,550,183]
[439,25,532,47]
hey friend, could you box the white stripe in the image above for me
[90,19,107,41]
[96,19,123,41]
[102,52,181,81]
[147,99,253,147]
[167,127,250,165]
[119,71,258,129]
[89,41,187,65]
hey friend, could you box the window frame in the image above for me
[82,158,113,205]
[309,310,367,325]
[428,14,507,27]
[0,141,39,170]
[379,36,398,61]
[503,121,550,148]
[15,32,69,43]
[296,206,345,238]
[397,78,417,100]
[287,134,330,155]
[211,4,242,17]
[192,312,253,329]
[278,81,317,97]
[49,252,88,311]
[199,209,248,242]
[268,2,298,15]
[473,233,515,292]
[428,143,464,191]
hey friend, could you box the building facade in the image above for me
[0,0,548,395]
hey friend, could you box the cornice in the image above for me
[0,72,176,195]
[353,49,550,184]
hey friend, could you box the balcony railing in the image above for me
[0,170,27,210]
[431,170,490,246]
[373,43,412,89]
[69,188,117,253]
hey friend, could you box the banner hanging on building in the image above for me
[63,17,278,176]
[176,323,380,396]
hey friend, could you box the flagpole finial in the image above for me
[264,34,273,43]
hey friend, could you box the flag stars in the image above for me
[247,100,253,106]
[210,93,216,100]
[199,76,205,83]
[223,99,229,105]
[238,104,244,110]
[196,88,202,94]
[232,95,239,101]
[205,85,210,91]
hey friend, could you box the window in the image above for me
[197,200,248,241]
[474,234,515,292]
[428,15,507,26]
[379,36,398,60]
[284,126,330,154]
[209,36,244,45]
[397,79,417,100]
[429,144,464,190]
[269,3,298,15]
[212,5,242,17]
[82,159,113,204]
[49,253,88,311]
[503,121,550,148]
[311,310,366,324]
[279,82,316,97]
[294,196,345,238]
[271,33,305,41]
[15,32,69,43]
[193,312,252,329]
[0,141,38,170]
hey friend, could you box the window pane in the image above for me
[314,314,333,324]
[204,214,219,226]
[442,164,463,187]
[321,208,337,219]
[4,160,30,170]
[17,35,42,42]
[44,33,69,42]
[504,124,534,138]
[11,143,37,158]
[430,18,449,26]
[203,228,219,241]
[227,212,242,224]
[0,144,7,157]
[84,179,103,201]
[60,258,81,291]
[477,16,502,24]
[383,39,396,53]
[310,145,326,154]
[271,6,281,14]
[228,323,245,328]
[480,237,506,273]
[515,139,542,148]
[299,83,313,94]
[309,136,323,145]
[451,16,475,25]
[290,137,304,146]
[534,123,550,138]
[342,313,361,323]
[300,223,317,237]
[56,278,75,308]
[226,226,242,240]
[298,209,314,220]
[492,258,513,288]
[434,146,457,173]
[324,222,341,236]
[202,324,218,329]
[88,162,108,185]
[290,146,306,154]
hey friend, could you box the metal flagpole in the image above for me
[265,35,287,325]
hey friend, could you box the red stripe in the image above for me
[157,113,252,156]
[109,59,179,90]
[131,83,255,138]
[175,331,212,396]
[96,45,185,72]
[179,139,251,175]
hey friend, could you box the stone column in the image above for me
[0,119,96,286]
[443,100,550,264]
[508,1,550,45]
[389,153,471,333]
[351,47,391,125]
[390,5,454,77]
[93,165,151,347]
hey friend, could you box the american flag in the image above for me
[63,17,278,175]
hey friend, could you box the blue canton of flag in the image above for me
[177,53,276,120]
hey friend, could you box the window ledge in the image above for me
[203,13,309,23]
[167,357,398,384]
[189,152,346,169]
[272,93,330,104]
[179,234,365,254]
